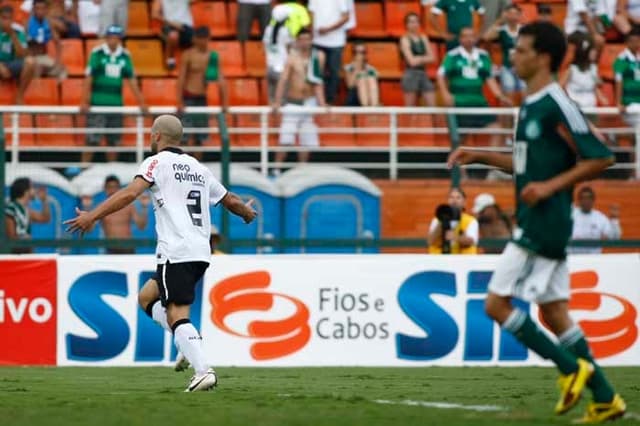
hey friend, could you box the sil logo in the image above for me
[541,270,638,358]
[209,271,311,361]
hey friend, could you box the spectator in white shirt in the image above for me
[565,0,607,54]
[570,186,622,254]
[308,0,350,104]
[237,0,271,42]
[263,4,294,103]
[152,0,194,70]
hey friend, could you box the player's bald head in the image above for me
[151,115,183,144]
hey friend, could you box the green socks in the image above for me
[502,309,579,375]
[559,325,616,403]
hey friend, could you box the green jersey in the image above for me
[514,83,612,259]
[432,0,485,36]
[497,24,519,69]
[0,24,27,63]
[438,46,492,106]
[85,44,135,106]
[5,200,30,237]
[205,51,220,82]
[613,48,640,106]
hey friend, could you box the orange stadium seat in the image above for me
[60,78,85,105]
[397,114,448,147]
[126,39,166,77]
[245,41,266,77]
[316,113,355,146]
[206,82,222,105]
[355,114,390,146]
[35,114,78,146]
[3,113,35,146]
[228,2,261,37]
[227,78,260,105]
[385,1,421,37]
[59,39,85,76]
[211,41,247,77]
[258,77,269,105]
[142,78,177,106]
[518,3,538,23]
[192,1,233,37]
[127,1,153,36]
[600,44,625,81]
[366,43,403,78]
[351,3,386,38]
[23,79,59,105]
[549,3,567,28]
[0,80,16,104]
[122,81,138,106]
[85,38,103,59]
[232,113,275,146]
[379,80,404,106]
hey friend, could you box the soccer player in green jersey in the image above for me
[448,22,626,423]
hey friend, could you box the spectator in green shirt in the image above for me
[0,5,36,104]
[429,0,485,50]
[437,27,510,147]
[80,25,147,163]
[614,26,640,126]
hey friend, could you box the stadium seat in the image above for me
[258,77,269,105]
[245,41,266,77]
[192,1,233,37]
[600,44,625,81]
[378,80,404,106]
[60,78,85,105]
[60,39,85,76]
[206,82,222,106]
[366,43,403,78]
[23,78,59,105]
[397,114,448,147]
[233,113,275,146]
[142,78,177,106]
[351,3,386,38]
[549,3,567,28]
[316,113,356,146]
[0,79,16,104]
[211,41,247,77]
[355,114,390,146]
[84,38,103,59]
[518,3,538,22]
[127,1,153,36]
[228,2,261,37]
[35,114,78,146]
[385,0,421,37]
[126,39,166,77]
[227,78,260,105]
[3,113,35,146]
[122,81,138,106]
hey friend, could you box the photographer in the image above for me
[427,187,479,254]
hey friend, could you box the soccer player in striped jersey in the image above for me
[448,22,626,423]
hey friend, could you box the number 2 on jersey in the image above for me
[514,141,527,175]
[186,190,203,226]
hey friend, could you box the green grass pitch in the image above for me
[1,367,639,426]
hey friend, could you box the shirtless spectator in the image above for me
[177,26,229,159]
[272,28,326,173]
[26,0,66,80]
[101,175,149,254]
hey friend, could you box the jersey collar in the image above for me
[456,46,481,62]
[161,146,184,154]
[622,48,640,62]
[101,43,123,58]
[523,81,559,105]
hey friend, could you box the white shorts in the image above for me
[488,242,570,304]
[279,97,319,147]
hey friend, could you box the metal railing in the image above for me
[2,105,638,180]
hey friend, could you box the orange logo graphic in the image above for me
[542,271,637,358]
[209,271,311,360]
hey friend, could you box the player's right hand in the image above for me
[447,148,476,169]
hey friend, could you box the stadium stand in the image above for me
[127,1,153,36]
[60,39,86,76]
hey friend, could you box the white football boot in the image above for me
[174,352,191,372]
[184,368,218,392]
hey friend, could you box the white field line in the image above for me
[373,399,507,412]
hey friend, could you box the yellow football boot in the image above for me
[555,358,595,415]
[573,394,627,424]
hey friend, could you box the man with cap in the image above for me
[81,24,147,163]
[176,26,229,159]
[472,192,512,253]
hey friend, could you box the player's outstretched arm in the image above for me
[221,192,258,224]
[64,177,151,235]
[447,147,513,174]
